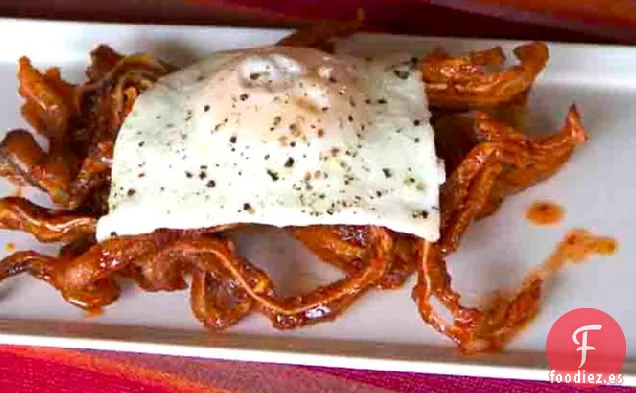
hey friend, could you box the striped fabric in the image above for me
[0,1,635,392]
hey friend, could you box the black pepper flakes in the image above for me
[284,157,295,168]
[412,210,429,219]
[138,141,145,147]
[329,76,338,83]
[414,137,420,143]
[393,69,410,80]
[185,171,193,178]
[413,119,421,126]
[321,107,329,112]
[377,98,388,104]
[127,188,136,197]
[240,93,249,101]
[290,141,296,147]
[199,171,207,180]
[229,135,237,144]
[365,98,372,104]
[382,168,392,178]
[203,104,210,112]
[206,180,216,188]
[273,116,282,127]
[249,72,261,80]
[348,115,354,122]
[213,118,228,132]
[266,169,279,181]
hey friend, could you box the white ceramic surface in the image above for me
[0,18,634,385]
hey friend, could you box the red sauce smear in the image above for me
[4,242,16,252]
[543,229,617,276]
[526,201,564,226]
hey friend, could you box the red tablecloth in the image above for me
[0,1,635,392]
[1,346,635,393]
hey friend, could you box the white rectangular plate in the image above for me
[0,18,634,385]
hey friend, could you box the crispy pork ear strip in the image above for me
[0,129,68,199]
[413,106,588,353]
[0,227,391,329]
[292,225,418,289]
[255,226,392,328]
[0,197,96,243]
[414,228,616,354]
[0,51,169,210]
[438,105,586,255]
[413,240,542,354]
[190,267,255,330]
[422,42,549,109]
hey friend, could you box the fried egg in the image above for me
[96,46,445,242]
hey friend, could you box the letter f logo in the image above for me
[572,324,602,368]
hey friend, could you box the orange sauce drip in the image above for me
[545,229,617,275]
[4,242,16,252]
[526,201,564,226]
[84,308,104,318]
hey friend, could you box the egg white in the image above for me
[96,47,445,242]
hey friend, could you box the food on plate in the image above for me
[0,24,593,353]
[415,227,616,354]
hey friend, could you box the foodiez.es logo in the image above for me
[546,308,626,388]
